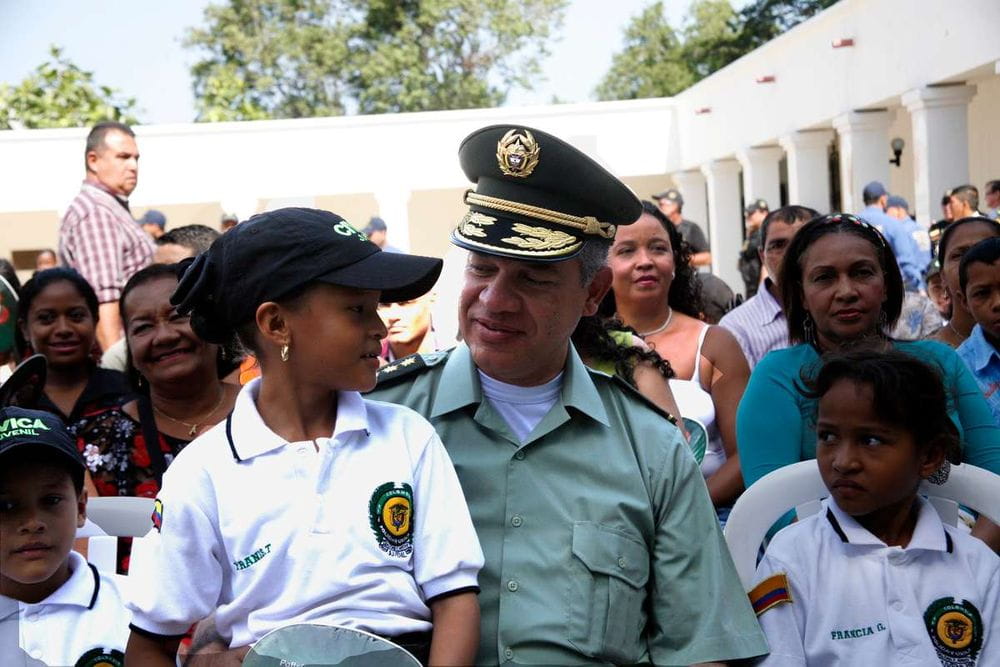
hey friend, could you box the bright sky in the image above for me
[0,0,708,125]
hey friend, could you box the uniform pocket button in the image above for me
[507,580,519,592]
[503,647,514,660]
[514,451,525,460]
[618,556,627,568]
[511,515,523,527]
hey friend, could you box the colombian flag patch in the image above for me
[749,573,792,616]
[151,499,163,532]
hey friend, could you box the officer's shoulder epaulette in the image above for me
[586,366,678,426]
[375,351,448,386]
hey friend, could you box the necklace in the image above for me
[637,307,673,337]
[152,386,226,437]
[947,321,970,342]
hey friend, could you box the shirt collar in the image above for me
[227,378,370,461]
[824,496,950,552]
[959,325,1000,373]
[82,179,131,210]
[0,552,99,620]
[430,342,609,427]
[754,277,784,324]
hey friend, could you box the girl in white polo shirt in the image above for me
[125,208,483,666]
[751,348,998,667]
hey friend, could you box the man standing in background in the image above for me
[652,188,712,268]
[59,121,154,350]
[738,198,768,297]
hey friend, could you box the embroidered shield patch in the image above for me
[151,498,163,532]
[75,647,125,667]
[368,482,414,558]
[924,597,983,666]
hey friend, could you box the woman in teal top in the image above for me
[737,214,1000,546]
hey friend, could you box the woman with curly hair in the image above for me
[605,201,750,514]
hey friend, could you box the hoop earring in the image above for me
[280,344,290,363]
[802,313,815,344]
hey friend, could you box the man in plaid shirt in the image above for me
[59,122,154,350]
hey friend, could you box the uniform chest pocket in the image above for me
[566,521,650,664]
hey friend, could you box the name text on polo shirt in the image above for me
[233,543,272,571]
[830,623,886,641]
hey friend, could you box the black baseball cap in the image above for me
[745,198,769,214]
[0,406,84,480]
[652,188,683,205]
[172,208,442,344]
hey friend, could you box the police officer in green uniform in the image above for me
[368,125,768,666]
[738,198,768,298]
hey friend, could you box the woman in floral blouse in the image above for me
[75,264,238,500]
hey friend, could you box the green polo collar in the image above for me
[430,342,610,428]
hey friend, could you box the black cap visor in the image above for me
[316,251,443,303]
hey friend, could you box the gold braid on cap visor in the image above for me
[464,191,617,240]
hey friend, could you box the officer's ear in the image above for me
[581,266,612,317]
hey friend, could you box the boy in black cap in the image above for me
[125,208,483,666]
[0,407,131,666]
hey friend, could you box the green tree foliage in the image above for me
[0,46,139,130]
[594,2,694,101]
[597,0,839,101]
[185,0,567,121]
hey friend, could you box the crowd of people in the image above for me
[1,120,999,666]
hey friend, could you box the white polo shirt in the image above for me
[753,497,999,666]
[127,379,483,648]
[0,550,130,666]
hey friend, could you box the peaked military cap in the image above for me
[452,125,642,261]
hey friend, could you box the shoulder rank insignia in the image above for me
[749,573,792,615]
[607,373,678,425]
[924,597,983,666]
[376,354,428,385]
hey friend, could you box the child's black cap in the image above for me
[0,406,84,475]
[171,207,443,344]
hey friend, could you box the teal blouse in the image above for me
[737,340,1000,489]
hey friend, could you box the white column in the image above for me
[669,170,709,234]
[375,189,412,251]
[902,84,977,226]
[736,146,783,210]
[832,109,893,214]
[700,159,743,292]
[778,130,834,213]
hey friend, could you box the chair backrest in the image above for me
[723,460,1000,589]
[78,496,155,574]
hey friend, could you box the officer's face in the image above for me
[761,220,804,286]
[86,130,139,197]
[816,379,939,533]
[460,252,609,386]
[0,460,86,602]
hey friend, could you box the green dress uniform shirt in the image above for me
[369,344,768,665]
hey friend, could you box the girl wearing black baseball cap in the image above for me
[126,208,483,666]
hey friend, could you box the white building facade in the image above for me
[1,0,998,293]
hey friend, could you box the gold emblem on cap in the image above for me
[497,129,540,178]
[459,211,496,238]
[502,223,576,251]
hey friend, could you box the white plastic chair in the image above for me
[723,460,1000,589]
[77,496,155,574]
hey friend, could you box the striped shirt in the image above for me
[59,181,154,303]
[718,278,788,370]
